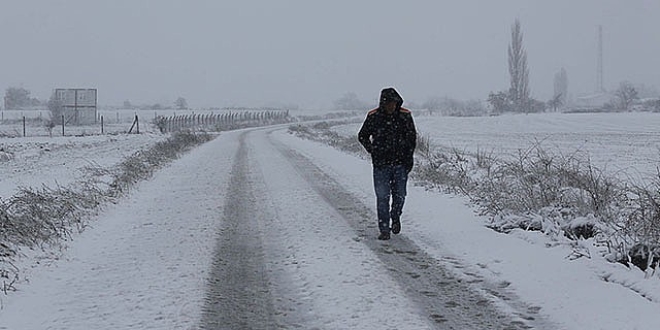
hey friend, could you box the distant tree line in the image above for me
[332,20,659,117]
[422,97,488,117]
[120,96,189,111]
[333,92,371,111]
[485,19,658,115]
[3,87,42,109]
[2,87,193,112]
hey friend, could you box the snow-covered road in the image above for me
[0,126,554,329]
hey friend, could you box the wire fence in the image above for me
[0,109,294,137]
[0,116,147,137]
[154,110,292,133]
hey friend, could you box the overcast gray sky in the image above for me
[1,0,658,109]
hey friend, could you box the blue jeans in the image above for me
[373,164,409,233]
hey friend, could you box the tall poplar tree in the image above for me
[508,19,530,112]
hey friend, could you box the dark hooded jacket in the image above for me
[358,88,417,171]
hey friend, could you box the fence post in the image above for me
[128,115,139,134]
[23,116,26,137]
[101,115,104,134]
[62,114,65,136]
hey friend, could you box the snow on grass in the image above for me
[318,111,660,329]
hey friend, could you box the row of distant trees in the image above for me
[2,87,305,113]
[330,20,556,115]
[121,97,189,111]
[332,91,490,117]
[333,19,658,116]
[489,19,657,114]
[1,87,191,111]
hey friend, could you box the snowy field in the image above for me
[0,123,166,199]
[335,111,660,183]
[0,113,659,329]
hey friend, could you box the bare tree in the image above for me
[614,81,638,111]
[175,97,188,110]
[47,93,64,126]
[4,87,33,109]
[508,19,530,113]
[547,93,563,112]
[488,91,512,114]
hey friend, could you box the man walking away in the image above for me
[358,87,417,240]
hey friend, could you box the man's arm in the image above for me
[357,116,373,154]
[403,113,417,172]
[407,114,417,153]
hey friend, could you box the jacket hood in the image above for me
[379,87,404,111]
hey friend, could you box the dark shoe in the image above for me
[378,232,391,240]
[391,221,401,234]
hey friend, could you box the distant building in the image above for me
[54,88,97,125]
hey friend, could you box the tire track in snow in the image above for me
[200,131,277,329]
[243,128,437,329]
[268,130,554,330]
